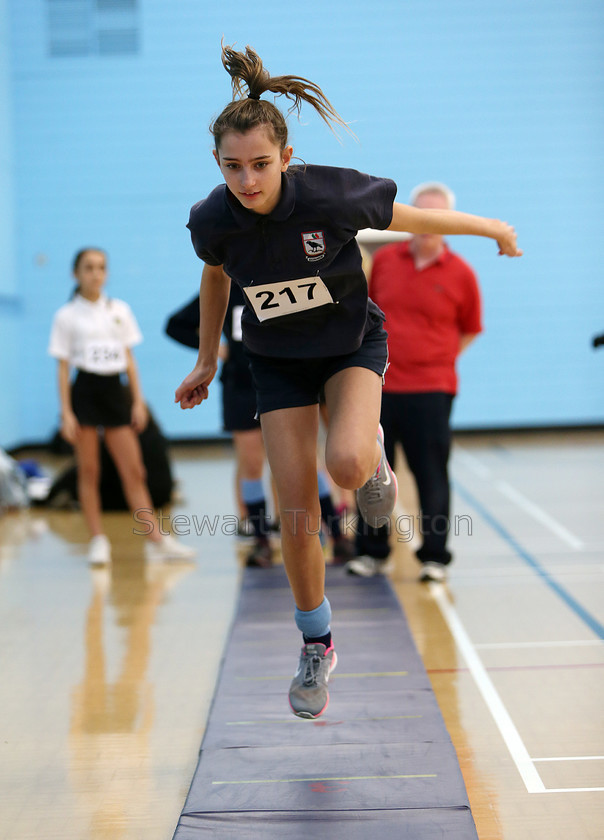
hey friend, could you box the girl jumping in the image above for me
[175,44,521,718]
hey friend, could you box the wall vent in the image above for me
[47,0,139,57]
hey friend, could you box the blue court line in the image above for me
[453,481,604,640]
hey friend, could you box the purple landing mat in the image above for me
[173,566,478,840]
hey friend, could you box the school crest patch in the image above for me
[302,231,326,261]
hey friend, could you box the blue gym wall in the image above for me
[0,0,20,448]
[2,0,603,449]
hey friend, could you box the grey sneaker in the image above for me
[356,425,398,528]
[345,555,394,577]
[419,561,447,583]
[288,643,337,719]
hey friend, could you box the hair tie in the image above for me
[247,92,261,100]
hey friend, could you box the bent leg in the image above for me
[323,366,383,490]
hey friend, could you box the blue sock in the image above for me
[241,478,267,538]
[241,478,265,505]
[295,596,332,647]
[317,470,331,498]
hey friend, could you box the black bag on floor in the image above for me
[45,409,174,510]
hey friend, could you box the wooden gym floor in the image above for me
[0,429,602,839]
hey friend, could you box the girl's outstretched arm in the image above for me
[57,359,79,444]
[387,202,522,257]
[175,264,230,409]
[125,348,148,432]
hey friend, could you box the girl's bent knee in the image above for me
[326,452,368,491]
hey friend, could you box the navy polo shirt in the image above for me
[187,164,397,358]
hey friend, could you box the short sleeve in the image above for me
[117,301,143,347]
[457,264,483,335]
[317,167,397,232]
[48,308,72,361]
[187,190,225,266]
[165,296,200,349]
[189,229,222,266]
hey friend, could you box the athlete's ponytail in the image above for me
[211,44,351,151]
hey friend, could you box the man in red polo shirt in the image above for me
[346,182,482,582]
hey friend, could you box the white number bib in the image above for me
[243,277,334,323]
[84,340,126,373]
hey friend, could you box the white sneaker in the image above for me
[145,533,195,562]
[345,555,393,578]
[419,561,447,583]
[88,534,111,566]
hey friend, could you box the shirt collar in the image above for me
[74,292,108,308]
[400,240,450,268]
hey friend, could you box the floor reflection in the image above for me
[68,547,194,837]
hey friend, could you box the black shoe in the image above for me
[331,535,356,564]
[245,538,273,568]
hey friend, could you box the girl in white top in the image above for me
[49,248,194,565]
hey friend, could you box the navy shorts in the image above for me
[222,378,259,432]
[71,370,131,427]
[247,314,388,417]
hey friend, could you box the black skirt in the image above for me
[71,370,131,428]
